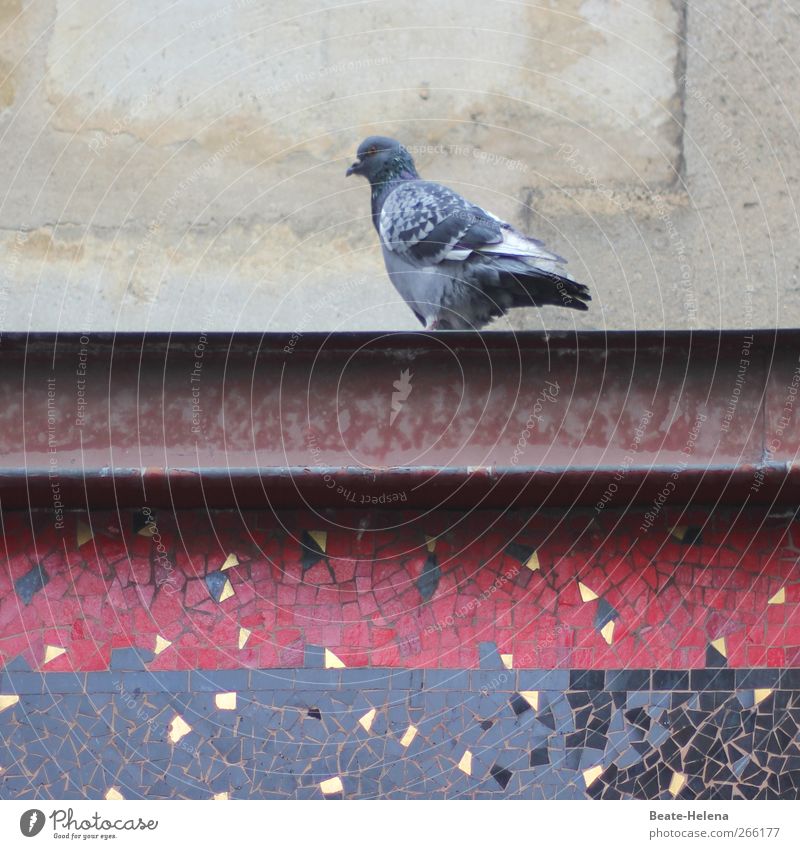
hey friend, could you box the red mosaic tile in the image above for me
[0,507,799,671]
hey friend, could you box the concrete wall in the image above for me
[0,0,798,333]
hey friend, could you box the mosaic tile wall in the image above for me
[2,508,799,799]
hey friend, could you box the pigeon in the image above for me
[346,136,590,330]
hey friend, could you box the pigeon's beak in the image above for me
[345,160,361,177]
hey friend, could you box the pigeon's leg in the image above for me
[425,315,455,330]
[426,317,461,331]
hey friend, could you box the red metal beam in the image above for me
[0,330,797,510]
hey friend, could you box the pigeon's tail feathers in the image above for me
[485,254,591,312]
[506,268,591,312]
[472,224,589,311]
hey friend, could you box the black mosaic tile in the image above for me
[779,669,800,688]
[695,668,738,690]
[536,706,556,731]
[509,693,533,716]
[529,748,549,767]
[569,670,604,690]
[416,553,440,602]
[299,530,325,567]
[706,641,728,668]
[489,764,513,790]
[605,669,650,691]
[3,666,800,799]
[203,570,228,602]
[653,670,690,690]
[505,541,536,566]
[677,526,703,545]
[594,598,619,631]
[132,509,154,535]
[624,707,651,731]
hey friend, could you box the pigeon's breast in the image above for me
[381,246,451,326]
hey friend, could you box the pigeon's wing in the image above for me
[380,180,567,269]
[477,217,568,267]
[379,181,504,265]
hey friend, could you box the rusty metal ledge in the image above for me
[0,329,797,510]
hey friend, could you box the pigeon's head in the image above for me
[346,136,418,183]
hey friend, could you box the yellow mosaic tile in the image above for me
[105,788,124,801]
[154,635,172,655]
[77,520,93,547]
[215,692,237,711]
[220,553,239,571]
[600,619,615,645]
[754,688,772,706]
[670,526,687,542]
[0,695,20,713]
[168,715,192,744]
[213,792,229,800]
[669,772,687,796]
[400,725,418,747]
[768,588,786,605]
[501,654,513,670]
[238,627,251,650]
[358,709,376,732]
[43,645,66,665]
[457,751,472,776]
[525,550,540,572]
[425,535,437,553]
[519,691,539,711]
[319,776,343,795]
[710,636,727,658]
[325,648,345,669]
[583,765,603,788]
[578,582,599,602]
[218,578,235,603]
[309,530,327,552]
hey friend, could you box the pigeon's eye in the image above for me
[367,145,378,156]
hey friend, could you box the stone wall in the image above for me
[0,0,798,332]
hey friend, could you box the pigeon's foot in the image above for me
[426,314,468,331]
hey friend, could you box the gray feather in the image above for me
[379,181,502,264]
